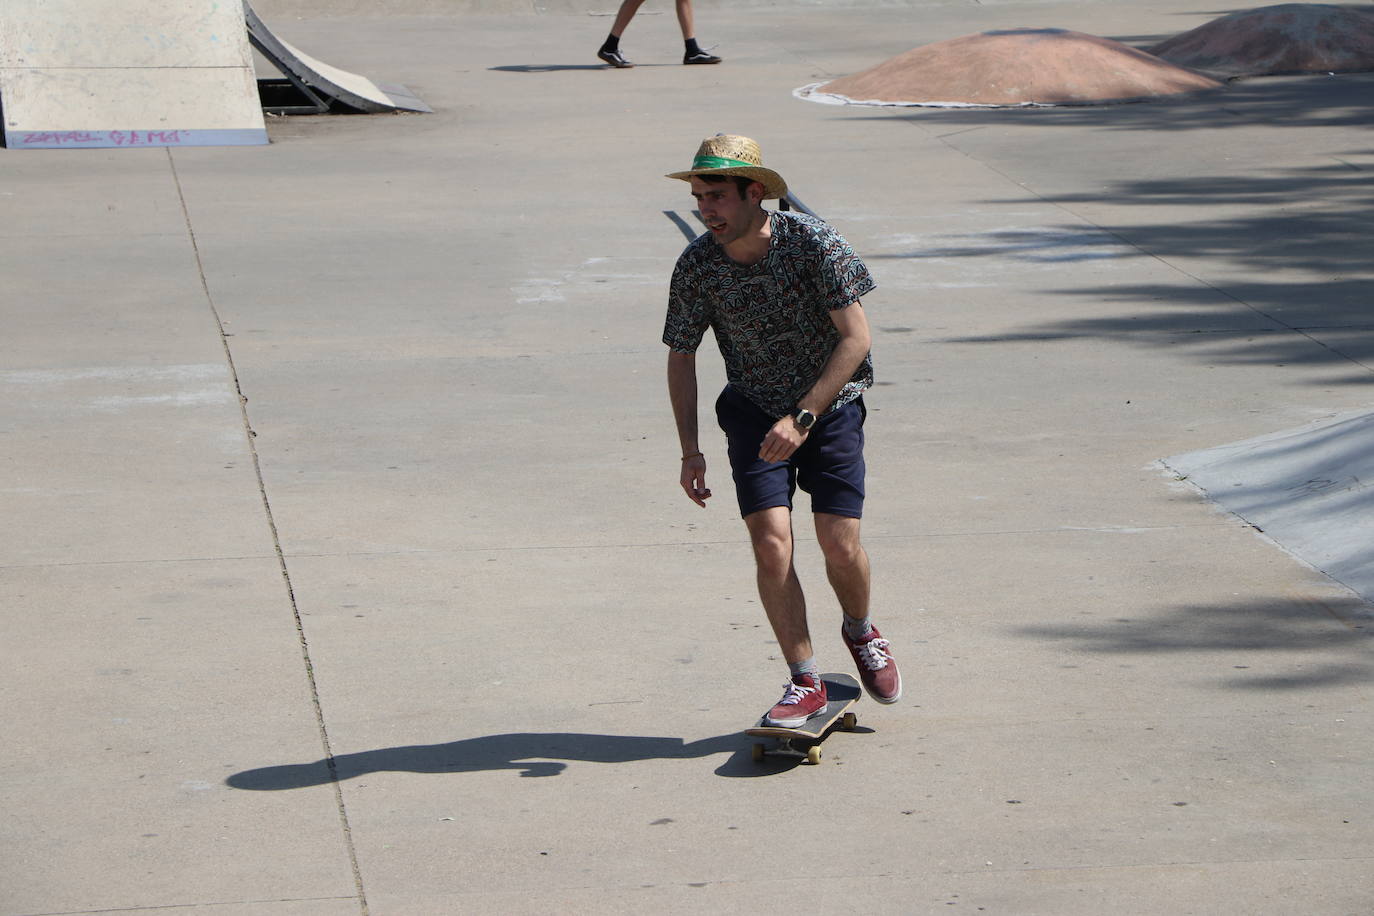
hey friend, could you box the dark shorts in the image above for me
[715,384,866,519]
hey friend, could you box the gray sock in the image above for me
[788,656,820,681]
[843,615,873,641]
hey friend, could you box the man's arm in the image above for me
[758,301,871,464]
[667,350,712,507]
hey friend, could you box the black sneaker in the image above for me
[684,50,722,65]
[598,48,634,68]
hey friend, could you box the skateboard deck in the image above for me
[746,672,863,764]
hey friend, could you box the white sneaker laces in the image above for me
[778,680,818,706]
[856,637,892,671]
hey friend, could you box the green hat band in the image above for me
[691,154,760,170]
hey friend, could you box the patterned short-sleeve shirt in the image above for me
[664,210,876,418]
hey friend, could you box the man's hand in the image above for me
[680,454,712,507]
[759,416,808,464]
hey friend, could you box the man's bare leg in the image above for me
[744,506,813,665]
[815,513,870,621]
[608,0,646,37]
[819,512,901,702]
[674,0,695,40]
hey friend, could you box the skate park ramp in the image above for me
[0,0,268,149]
[245,2,430,114]
[0,1,429,150]
[795,28,1223,109]
[1150,3,1374,80]
[1163,410,1374,605]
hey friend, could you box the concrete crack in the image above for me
[166,148,369,916]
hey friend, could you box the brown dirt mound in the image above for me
[814,28,1222,108]
[1150,3,1374,79]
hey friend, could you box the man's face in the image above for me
[690,176,762,247]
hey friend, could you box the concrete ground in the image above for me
[3,0,1372,913]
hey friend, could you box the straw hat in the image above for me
[666,134,788,200]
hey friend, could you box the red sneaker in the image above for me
[762,674,829,728]
[843,625,901,704]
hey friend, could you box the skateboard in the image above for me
[746,672,862,765]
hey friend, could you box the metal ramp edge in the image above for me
[244,2,432,115]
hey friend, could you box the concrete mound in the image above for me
[1150,3,1374,79]
[797,28,1222,109]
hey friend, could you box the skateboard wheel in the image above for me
[841,712,857,731]
[806,745,822,765]
[752,743,765,762]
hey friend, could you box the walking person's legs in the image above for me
[597,0,644,67]
[598,0,719,66]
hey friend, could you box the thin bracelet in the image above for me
[681,451,703,461]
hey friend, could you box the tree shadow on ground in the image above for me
[226,731,793,787]
[888,154,1374,383]
[1015,594,1373,690]
[858,74,1374,384]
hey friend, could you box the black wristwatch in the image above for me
[792,407,817,431]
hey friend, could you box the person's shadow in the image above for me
[489,64,679,72]
[489,64,617,72]
[227,731,780,787]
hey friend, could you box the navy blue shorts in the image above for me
[714,385,866,519]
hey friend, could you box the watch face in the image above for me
[795,409,816,429]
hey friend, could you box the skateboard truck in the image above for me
[751,710,858,764]
[745,673,863,765]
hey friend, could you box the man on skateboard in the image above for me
[663,134,902,729]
